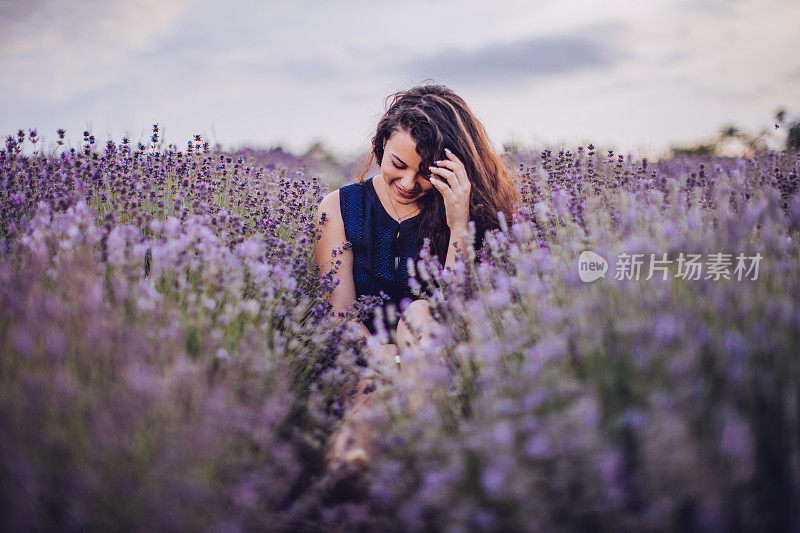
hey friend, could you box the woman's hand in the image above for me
[373,343,399,360]
[367,343,401,379]
[429,147,471,232]
[382,343,401,371]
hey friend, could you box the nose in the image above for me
[398,173,418,191]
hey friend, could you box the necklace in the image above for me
[380,174,421,222]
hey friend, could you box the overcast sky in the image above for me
[1,0,798,158]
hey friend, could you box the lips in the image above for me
[395,183,416,199]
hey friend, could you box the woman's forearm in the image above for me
[444,224,470,268]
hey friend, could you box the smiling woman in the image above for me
[316,84,518,340]
[314,83,519,467]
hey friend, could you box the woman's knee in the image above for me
[397,299,432,346]
[405,299,431,322]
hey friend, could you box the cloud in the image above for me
[0,0,797,156]
[0,0,48,31]
[0,0,187,101]
[270,27,626,89]
[396,32,622,87]
[674,0,738,17]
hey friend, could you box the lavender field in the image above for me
[1,126,799,532]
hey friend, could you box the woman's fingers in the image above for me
[429,173,455,202]
[429,164,456,183]
[443,148,467,189]
[432,160,466,192]
[429,148,471,229]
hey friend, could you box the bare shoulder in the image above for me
[314,188,350,269]
[315,189,342,227]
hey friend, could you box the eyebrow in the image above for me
[391,153,407,166]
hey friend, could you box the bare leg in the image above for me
[329,301,436,469]
[327,342,398,468]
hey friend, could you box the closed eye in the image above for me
[391,159,431,181]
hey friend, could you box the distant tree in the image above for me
[671,143,715,157]
[788,122,800,150]
[772,107,799,151]
[674,108,799,156]
[720,124,739,138]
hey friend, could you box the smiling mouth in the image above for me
[395,183,416,199]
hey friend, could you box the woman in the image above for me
[314,83,518,465]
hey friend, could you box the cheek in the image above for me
[381,161,399,177]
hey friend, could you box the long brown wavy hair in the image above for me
[354,83,519,265]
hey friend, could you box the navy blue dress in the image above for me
[339,176,425,335]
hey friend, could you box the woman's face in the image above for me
[379,129,434,206]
